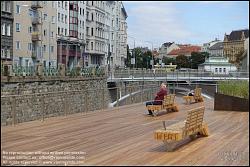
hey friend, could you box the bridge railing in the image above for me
[111,69,249,81]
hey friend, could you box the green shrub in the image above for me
[218,80,249,99]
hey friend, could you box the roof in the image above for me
[167,45,201,56]
[226,29,249,41]
[209,42,223,50]
[163,42,174,47]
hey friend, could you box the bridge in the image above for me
[108,70,249,82]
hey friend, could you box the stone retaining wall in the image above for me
[1,78,110,126]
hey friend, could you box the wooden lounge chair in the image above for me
[183,88,204,104]
[154,106,209,151]
[147,94,179,116]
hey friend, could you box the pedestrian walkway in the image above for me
[1,97,249,166]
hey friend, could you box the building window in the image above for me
[91,13,94,21]
[50,46,54,53]
[28,43,32,51]
[52,16,55,24]
[2,23,6,35]
[16,5,20,14]
[44,14,47,21]
[80,20,81,28]
[43,45,46,52]
[1,49,4,58]
[86,27,89,35]
[61,28,63,34]
[65,15,67,24]
[16,41,20,50]
[6,49,10,58]
[61,14,64,23]
[58,1,60,7]
[58,13,60,22]
[28,26,32,33]
[7,24,10,36]
[51,31,54,37]
[223,68,226,73]
[91,42,93,50]
[91,28,93,36]
[65,29,67,36]
[44,29,47,36]
[65,2,67,9]
[52,1,55,8]
[80,8,82,15]
[6,1,11,12]
[82,21,84,28]
[58,27,60,35]
[219,68,222,73]
[16,23,20,32]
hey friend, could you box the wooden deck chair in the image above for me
[154,106,209,151]
[183,88,204,104]
[147,94,179,116]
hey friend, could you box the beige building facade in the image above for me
[223,29,249,64]
[13,1,57,67]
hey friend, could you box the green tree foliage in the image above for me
[190,52,208,69]
[176,55,189,69]
[162,57,176,65]
[125,45,132,68]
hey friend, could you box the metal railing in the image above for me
[6,65,106,77]
[109,69,249,81]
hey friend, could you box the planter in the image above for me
[214,93,249,112]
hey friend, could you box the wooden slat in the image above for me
[1,97,248,166]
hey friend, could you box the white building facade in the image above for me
[201,38,221,53]
[198,56,237,74]
[158,42,179,59]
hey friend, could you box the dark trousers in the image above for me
[146,101,162,115]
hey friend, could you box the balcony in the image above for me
[32,32,41,41]
[32,17,41,24]
[31,2,43,9]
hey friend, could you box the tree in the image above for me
[162,57,176,65]
[176,55,189,69]
[125,45,132,68]
[190,52,207,69]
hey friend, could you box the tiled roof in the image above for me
[163,42,174,47]
[209,42,223,50]
[167,45,201,56]
[227,29,249,41]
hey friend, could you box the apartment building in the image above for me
[1,1,14,64]
[13,1,57,67]
[223,29,249,64]
[85,1,127,68]
[56,1,85,69]
[11,1,127,69]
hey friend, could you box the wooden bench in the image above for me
[146,94,179,116]
[154,106,209,151]
[183,88,204,104]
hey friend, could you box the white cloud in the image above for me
[126,2,194,48]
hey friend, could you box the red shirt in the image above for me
[154,88,167,104]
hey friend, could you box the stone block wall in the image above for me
[1,77,111,126]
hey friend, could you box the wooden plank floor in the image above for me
[1,96,249,166]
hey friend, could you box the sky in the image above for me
[123,1,249,49]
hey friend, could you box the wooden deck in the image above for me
[1,96,249,166]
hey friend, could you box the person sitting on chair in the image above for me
[188,89,194,96]
[146,83,167,115]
